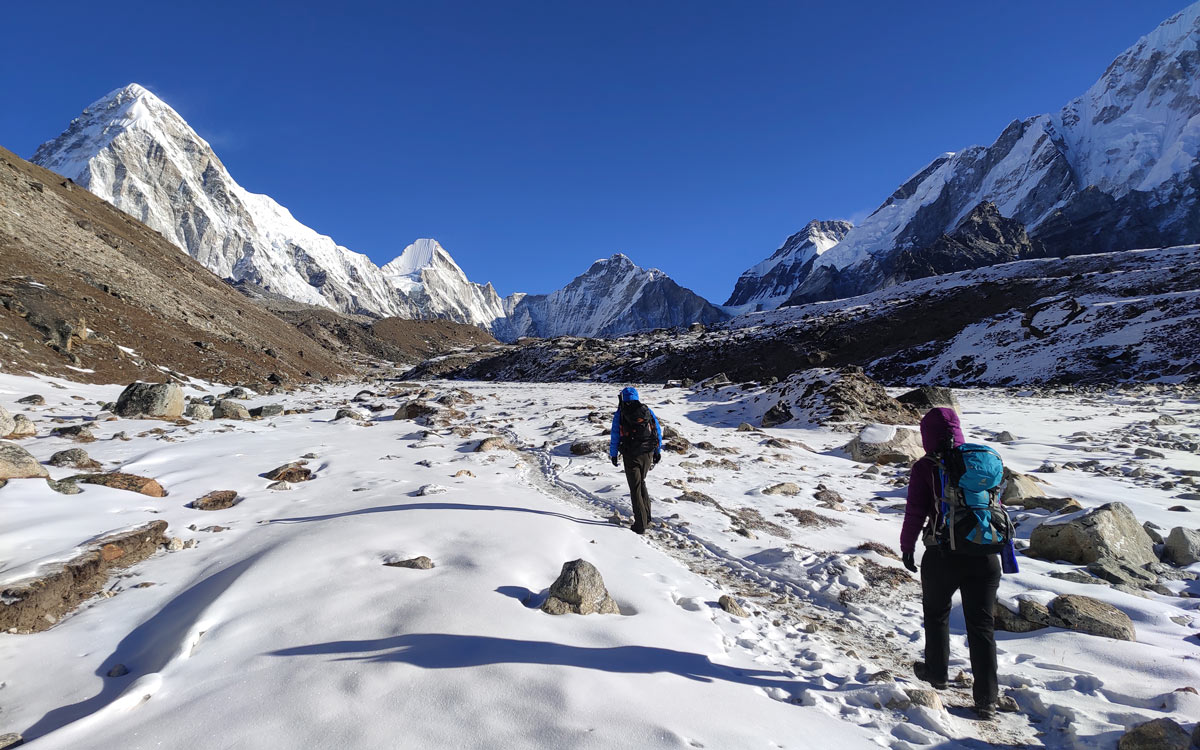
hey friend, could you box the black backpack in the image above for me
[618,401,657,455]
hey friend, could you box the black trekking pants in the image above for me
[622,452,654,532]
[920,547,1001,707]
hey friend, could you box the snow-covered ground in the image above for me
[1,373,1198,749]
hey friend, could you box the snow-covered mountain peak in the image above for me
[724,219,853,311]
[383,239,457,279]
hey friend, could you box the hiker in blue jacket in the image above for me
[608,387,663,534]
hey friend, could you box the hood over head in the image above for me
[620,386,640,403]
[919,407,963,454]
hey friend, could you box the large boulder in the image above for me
[0,441,49,479]
[184,402,213,420]
[212,400,250,420]
[1000,467,1047,505]
[0,406,14,438]
[844,424,924,465]
[1050,594,1135,641]
[896,386,961,414]
[77,472,167,497]
[1164,527,1200,566]
[1027,502,1157,566]
[48,448,101,470]
[7,414,36,438]
[540,559,620,615]
[114,382,184,419]
[1117,718,1192,750]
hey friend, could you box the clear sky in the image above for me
[1,0,1191,302]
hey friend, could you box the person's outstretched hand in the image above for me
[610,455,619,467]
[903,552,918,573]
[653,451,661,466]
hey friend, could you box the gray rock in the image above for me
[903,688,944,711]
[762,482,801,496]
[192,490,239,511]
[475,436,513,452]
[995,430,1017,443]
[1164,527,1200,566]
[760,401,793,428]
[569,439,608,456]
[540,559,620,615]
[1116,717,1191,750]
[334,408,366,421]
[7,414,36,438]
[184,402,213,420]
[718,595,748,617]
[896,386,961,414]
[48,448,100,469]
[844,424,924,465]
[1086,558,1155,588]
[0,441,49,479]
[212,400,250,420]
[51,423,95,442]
[1027,502,1157,566]
[0,406,16,437]
[1018,598,1063,629]
[1000,468,1046,505]
[46,477,81,495]
[250,404,284,418]
[0,732,23,749]
[16,394,44,405]
[114,382,184,419]
[384,556,434,570]
[1051,594,1135,641]
[107,663,129,677]
[1134,447,1165,459]
[1143,522,1165,544]
[416,484,447,496]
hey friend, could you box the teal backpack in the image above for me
[932,442,1013,555]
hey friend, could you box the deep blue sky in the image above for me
[1,1,1191,302]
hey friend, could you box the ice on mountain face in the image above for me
[382,239,509,328]
[497,254,729,340]
[764,3,1200,306]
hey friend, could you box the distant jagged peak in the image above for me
[383,238,456,279]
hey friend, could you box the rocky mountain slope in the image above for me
[734,3,1200,308]
[31,86,719,339]
[724,220,852,312]
[409,244,1200,386]
[0,145,348,385]
[496,254,728,340]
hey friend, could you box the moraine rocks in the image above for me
[1027,502,1156,566]
[0,441,50,480]
[114,382,184,419]
[541,559,620,615]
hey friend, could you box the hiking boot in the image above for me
[630,525,645,535]
[973,703,997,721]
[913,661,948,690]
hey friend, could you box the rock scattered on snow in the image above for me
[0,732,23,749]
[250,404,284,418]
[1027,502,1157,566]
[192,490,239,511]
[718,594,749,617]
[50,424,95,442]
[7,414,35,438]
[263,462,312,483]
[1000,468,1046,505]
[844,424,924,465]
[475,436,513,452]
[213,400,250,420]
[16,394,44,405]
[417,484,447,496]
[77,472,167,497]
[896,386,961,414]
[184,402,213,420]
[384,556,434,570]
[114,382,184,419]
[1116,717,1192,750]
[0,406,13,438]
[996,594,1136,640]
[0,441,50,479]
[334,408,366,421]
[570,438,608,456]
[107,663,129,677]
[540,559,620,615]
[762,482,801,496]
[1164,527,1200,566]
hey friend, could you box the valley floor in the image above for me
[1,374,1198,749]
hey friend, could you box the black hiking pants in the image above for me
[622,452,654,533]
[920,547,1001,707]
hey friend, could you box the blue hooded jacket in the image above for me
[609,387,663,459]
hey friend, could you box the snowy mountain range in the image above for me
[724,220,851,312]
[498,254,728,339]
[735,2,1200,309]
[31,85,713,340]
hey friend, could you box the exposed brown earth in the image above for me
[0,520,168,634]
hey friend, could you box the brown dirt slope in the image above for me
[0,145,351,385]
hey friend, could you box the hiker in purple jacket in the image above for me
[900,407,1002,720]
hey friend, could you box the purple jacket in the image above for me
[900,408,964,554]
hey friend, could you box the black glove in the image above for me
[903,552,917,573]
[653,451,661,466]
[611,455,619,467]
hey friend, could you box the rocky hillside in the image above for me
[733,3,1200,308]
[0,146,357,385]
[408,244,1200,386]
